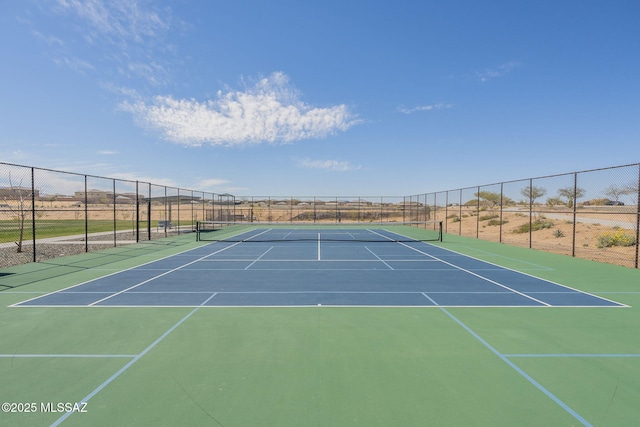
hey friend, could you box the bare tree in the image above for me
[604,184,630,204]
[521,186,547,205]
[475,191,501,207]
[7,175,32,253]
[557,186,586,208]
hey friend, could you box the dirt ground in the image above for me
[439,205,638,268]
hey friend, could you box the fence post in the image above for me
[113,179,117,247]
[636,165,640,268]
[458,190,462,236]
[31,167,36,262]
[135,181,140,243]
[147,183,152,239]
[528,179,533,249]
[444,192,448,233]
[202,192,205,223]
[432,193,436,224]
[499,182,504,243]
[164,186,168,233]
[84,175,89,253]
[572,173,577,257]
[404,196,408,223]
[476,186,480,239]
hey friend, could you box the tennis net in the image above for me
[195,221,443,243]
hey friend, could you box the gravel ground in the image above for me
[0,244,94,268]
[0,231,169,269]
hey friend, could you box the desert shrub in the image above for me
[487,219,508,226]
[588,198,610,206]
[545,197,565,206]
[479,214,499,221]
[553,229,565,238]
[513,219,554,234]
[596,229,637,248]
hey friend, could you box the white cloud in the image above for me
[109,172,177,188]
[52,56,95,73]
[126,62,171,86]
[54,0,170,45]
[196,178,229,189]
[477,61,521,82]
[36,0,174,85]
[120,72,359,146]
[32,31,65,47]
[297,158,361,172]
[97,150,119,155]
[397,103,453,114]
[33,170,87,195]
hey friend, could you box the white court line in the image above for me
[439,305,593,426]
[125,291,513,294]
[244,247,274,270]
[0,354,136,358]
[199,258,440,263]
[401,242,550,306]
[381,227,627,307]
[365,247,394,270]
[23,303,619,309]
[87,244,243,306]
[460,246,555,270]
[421,292,438,305]
[367,229,550,306]
[50,292,218,427]
[419,290,592,426]
[84,229,274,306]
[9,237,246,307]
[505,353,640,358]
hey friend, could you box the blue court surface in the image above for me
[14,227,625,308]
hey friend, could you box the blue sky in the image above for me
[1,0,639,197]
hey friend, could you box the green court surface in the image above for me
[1,228,640,426]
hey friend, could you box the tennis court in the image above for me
[1,224,640,426]
[13,225,623,309]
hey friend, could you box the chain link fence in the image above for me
[231,196,427,224]
[2,162,638,268]
[0,163,236,268]
[407,163,640,268]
